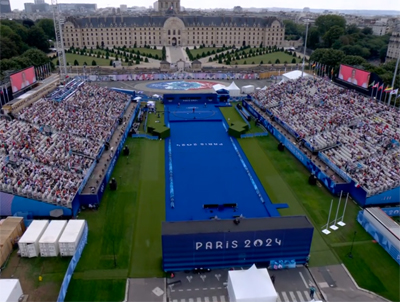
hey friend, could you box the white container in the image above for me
[39,220,68,257]
[58,220,85,256]
[0,279,23,302]
[18,220,49,258]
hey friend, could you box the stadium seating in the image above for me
[0,84,131,207]
[251,77,400,197]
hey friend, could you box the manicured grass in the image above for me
[334,243,400,302]
[232,51,301,64]
[147,102,167,133]
[65,137,165,301]
[129,47,163,57]
[237,134,399,301]
[220,105,265,134]
[190,47,223,57]
[53,53,115,67]
[65,280,125,302]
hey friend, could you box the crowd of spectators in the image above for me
[0,83,130,207]
[251,77,400,197]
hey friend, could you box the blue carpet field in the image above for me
[164,104,284,221]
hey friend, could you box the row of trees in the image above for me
[185,45,234,60]
[284,15,390,62]
[0,19,54,79]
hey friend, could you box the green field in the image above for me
[53,53,116,67]
[128,47,162,57]
[65,137,165,301]
[189,47,224,57]
[220,105,264,134]
[232,51,301,64]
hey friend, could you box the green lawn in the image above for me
[128,47,162,57]
[220,105,266,134]
[146,102,166,133]
[190,47,224,57]
[65,137,165,301]
[53,53,115,67]
[232,51,301,64]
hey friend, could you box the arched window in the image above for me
[173,29,176,35]
[178,30,181,35]
[168,30,170,35]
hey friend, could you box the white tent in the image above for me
[213,84,227,92]
[241,85,255,94]
[260,86,267,90]
[226,81,241,96]
[227,264,278,302]
[282,70,311,82]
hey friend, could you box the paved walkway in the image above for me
[166,46,187,63]
[310,264,389,302]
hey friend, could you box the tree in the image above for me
[340,55,366,66]
[310,48,345,67]
[291,58,296,63]
[26,26,50,52]
[0,37,19,59]
[36,19,55,40]
[145,58,149,62]
[323,25,345,48]
[110,59,113,66]
[22,48,49,66]
[340,45,370,58]
[91,60,97,66]
[315,15,346,36]
[74,59,79,66]
[275,59,280,64]
[361,27,373,35]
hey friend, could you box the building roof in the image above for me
[65,15,283,28]
[162,216,313,235]
[192,59,202,63]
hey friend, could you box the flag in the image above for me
[384,86,393,92]
[390,89,398,95]
[372,83,379,88]
[368,81,375,87]
[331,68,334,75]
[378,84,384,91]
[312,62,316,68]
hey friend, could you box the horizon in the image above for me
[10,0,400,13]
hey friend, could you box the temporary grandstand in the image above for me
[0,78,139,216]
[249,77,400,206]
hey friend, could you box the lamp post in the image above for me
[387,49,400,106]
[347,231,357,258]
[301,19,309,78]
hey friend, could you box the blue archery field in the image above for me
[165,104,281,221]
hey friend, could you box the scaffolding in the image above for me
[51,0,67,82]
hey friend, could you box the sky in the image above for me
[11,0,400,12]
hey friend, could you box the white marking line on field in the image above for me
[299,272,309,288]
[210,287,215,290]
[187,289,192,291]
[203,288,208,290]
[194,288,200,291]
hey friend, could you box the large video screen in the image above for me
[10,67,37,93]
[338,65,371,89]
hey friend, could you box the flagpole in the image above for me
[375,84,379,99]
[302,19,309,78]
[388,50,400,105]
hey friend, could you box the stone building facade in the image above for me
[62,15,285,49]
[386,26,400,61]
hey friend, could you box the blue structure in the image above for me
[242,100,400,207]
[163,93,218,105]
[162,216,314,271]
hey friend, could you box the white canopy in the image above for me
[227,264,278,302]
[282,70,311,82]
[260,86,267,90]
[213,84,227,91]
[241,85,255,94]
[226,81,241,96]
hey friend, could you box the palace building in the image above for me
[62,0,285,49]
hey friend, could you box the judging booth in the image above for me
[227,264,278,302]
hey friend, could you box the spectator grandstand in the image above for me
[251,77,400,198]
[0,82,131,207]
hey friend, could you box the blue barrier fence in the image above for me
[234,105,251,129]
[318,153,352,183]
[380,207,400,217]
[132,134,159,140]
[357,211,400,265]
[240,132,269,138]
[57,221,88,302]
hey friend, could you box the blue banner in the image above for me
[380,207,400,217]
[318,153,352,183]
[57,222,88,302]
[357,211,400,266]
